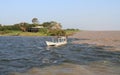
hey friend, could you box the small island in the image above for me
[0,18,79,36]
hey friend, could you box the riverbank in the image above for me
[0,29,79,36]
[69,31,120,51]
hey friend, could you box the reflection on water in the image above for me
[0,36,120,75]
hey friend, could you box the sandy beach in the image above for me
[70,31,120,51]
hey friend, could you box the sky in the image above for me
[0,0,120,30]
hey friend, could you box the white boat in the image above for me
[46,37,67,46]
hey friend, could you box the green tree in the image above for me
[42,21,62,29]
[32,18,39,24]
[48,29,66,36]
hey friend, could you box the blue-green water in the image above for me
[0,36,120,75]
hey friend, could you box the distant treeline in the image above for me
[0,18,79,36]
[0,23,35,31]
[0,21,62,31]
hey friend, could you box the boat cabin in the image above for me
[46,36,67,46]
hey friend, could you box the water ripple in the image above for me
[0,36,120,75]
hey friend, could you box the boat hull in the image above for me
[46,41,67,46]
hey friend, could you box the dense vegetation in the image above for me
[0,18,79,36]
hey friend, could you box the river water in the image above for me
[0,36,120,75]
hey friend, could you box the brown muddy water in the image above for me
[0,36,120,75]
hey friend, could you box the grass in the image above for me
[0,31,47,36]
[19,32,47,36]
[0,29,80,36]
[65,30,80,36]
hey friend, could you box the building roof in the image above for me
[32,26,43,28]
